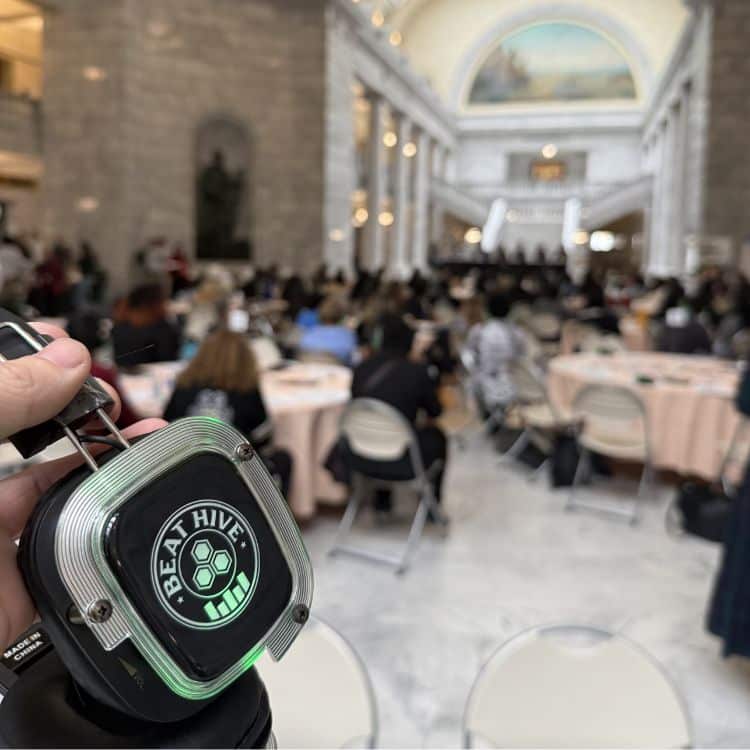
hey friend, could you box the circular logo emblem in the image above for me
[150,500,260,630]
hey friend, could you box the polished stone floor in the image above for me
[301,432,750,748]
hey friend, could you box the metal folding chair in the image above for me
[566,384,652,524]
[257,617,378,749]
[462,624,691,748]
[328,398,445,575]
[499,359,573,481]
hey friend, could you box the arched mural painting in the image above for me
[468,22,637,105]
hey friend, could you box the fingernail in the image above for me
[38,338,89,369]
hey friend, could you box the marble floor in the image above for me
[301,433,750,748]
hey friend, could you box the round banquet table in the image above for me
[119,362,351,520]
[547,352,742,481]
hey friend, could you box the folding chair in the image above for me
[500,359,575,481]
[527,312,561,359]
[328,398,445,574]
[462,624,691,748]
[566,384,652,524]
[257,617,378,749]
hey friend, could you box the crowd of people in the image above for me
[3,232,750,522]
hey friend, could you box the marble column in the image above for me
[412,129,432,272]
[391,114,413,279]
[430,143,447,246]
[670,87,691,275]
[363,94,387,272]
[650,117,674,277]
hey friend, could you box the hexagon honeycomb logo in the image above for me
[190,538,233,592]
[152,501,260,630]
[193,565,215,590]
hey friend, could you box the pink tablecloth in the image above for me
[120,362,351,520]
[261,365,351,520]
[547,353,742,480]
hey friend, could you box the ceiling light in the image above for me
[541,144,558,159]
[506,209,519,223]
[378,211,394,227]
[82,66,107,82]
[402,142,417,158]
[389,31,403,46]
[464,227,482,244]
[573,230,590,246]
[371,10,384,27]
[328,229,345,242]
[353,208,369,227]
[383,131,398,148]
[76,197,99,213]
[146,20,172,39]
[590,231,616,252]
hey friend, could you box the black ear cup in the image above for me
[8,445,274,747]
[17,449,217,723]
[0,648,271,749]
[9,417,312,740]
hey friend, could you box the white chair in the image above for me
[567,384,652,524]
[452,349,481,451]
[500,359,575,479]
[257,618,377,749]
[527,312,561,359]
[251,336,283,371]
[329,398,445,574]
[462,625,691,749]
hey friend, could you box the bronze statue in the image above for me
[196,150,245,259]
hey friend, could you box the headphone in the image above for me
[0,310,313,740]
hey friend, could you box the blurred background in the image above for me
[1,0,750,748]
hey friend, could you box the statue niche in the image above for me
[195,117,252,260]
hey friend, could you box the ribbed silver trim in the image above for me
[54,417,314,700]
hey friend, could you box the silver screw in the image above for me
[88,599,113,623]
[235,443,255,461]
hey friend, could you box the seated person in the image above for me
[66,309,141,428]
[298,296,356,365]
[294,292,323,330]
[657,304,711,355]
[347,314,448,518]
[112,284,181,367]
[465,293,526,416]
[163,329,292,497]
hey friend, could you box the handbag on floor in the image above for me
[669,482,732,543]
[550,432,581,487]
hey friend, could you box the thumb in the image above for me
[0,338,91,441]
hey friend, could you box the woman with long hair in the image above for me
[164,329,292,496]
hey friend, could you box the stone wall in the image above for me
[0,93,41,156]
[703,0,750,252]
[41,0,327,293]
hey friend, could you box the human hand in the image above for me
[0,322,165,650]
